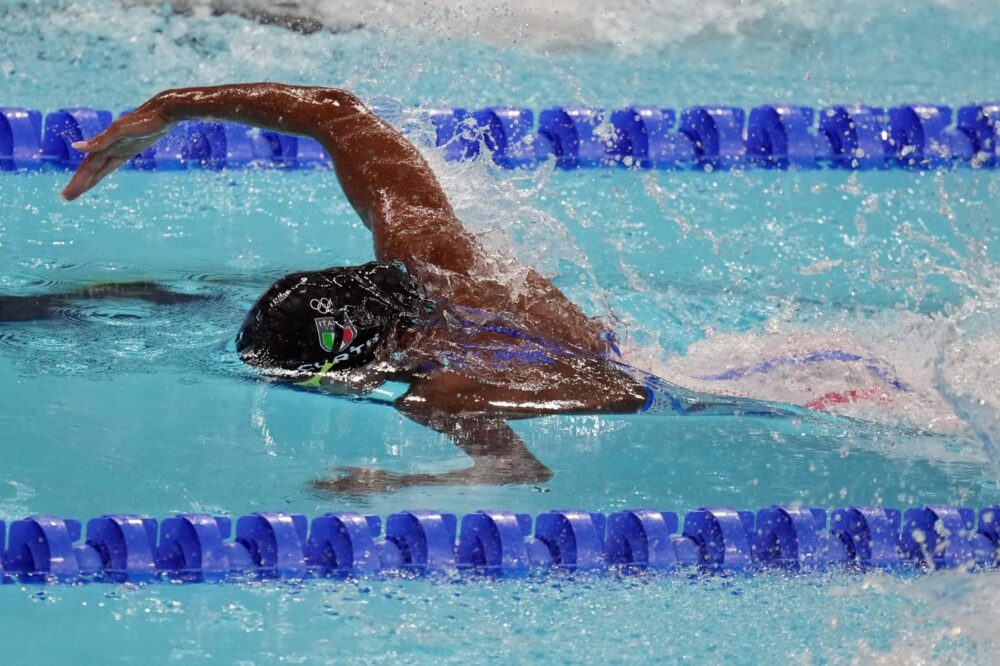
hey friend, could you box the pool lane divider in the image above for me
[1,103,999,173]
[0,505,998,584]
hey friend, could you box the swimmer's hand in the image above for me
[311,414,554,495]
[61,103,171,201]
[312,467,408,496]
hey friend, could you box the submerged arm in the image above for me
[312,413,551,495]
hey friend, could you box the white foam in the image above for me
[646,312,965,433]
[936,310,1000,472]
[852,572,1000,663]
[133,0,989,51]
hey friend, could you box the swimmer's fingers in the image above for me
[61,108,172,200]
[61,151,132,200]
[61,152,109,200]
[312,467,404,495]
[61,152,104,200]
[88,154,132,190]
[70,105,170,154]
[62,132,171,201]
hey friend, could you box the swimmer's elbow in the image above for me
[496,458,552,486]
[312,86,363,109]
[526,466,553,484]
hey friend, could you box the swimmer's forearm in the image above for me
[64,83,382,202]
[147,82,445,218]
[66,81,470,273]
[151,83,370,141]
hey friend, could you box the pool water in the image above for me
[1,0,1000,663]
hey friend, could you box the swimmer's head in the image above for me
[236,261,428,377]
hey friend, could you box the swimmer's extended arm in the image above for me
[61,83,477,273]
[62,83,608,350]
[312,414,551,495]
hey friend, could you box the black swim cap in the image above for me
[236,261,427,376]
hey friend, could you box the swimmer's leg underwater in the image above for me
[0,282,212,322]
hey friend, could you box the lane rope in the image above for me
[0,504,997,583]
[2,103,999,172]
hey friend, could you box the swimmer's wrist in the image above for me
[148,89,190,124]
[145,87,226,123]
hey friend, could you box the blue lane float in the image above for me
[678,106,747,170]
[957,103,1000,167]
[747,106,832,169]
[471,107,539,168]
[40,108,114,167]
[0,108,43,171]
[609,107,694,169]
[538,107,620,168]
[0,103,998,172]
[818,105,893,169]
[0,505,997,584]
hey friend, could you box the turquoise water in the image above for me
[2,0,1000,663]
[0,573,953,663]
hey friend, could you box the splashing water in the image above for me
[133,0,998,54]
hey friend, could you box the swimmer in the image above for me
[61,83,816,494]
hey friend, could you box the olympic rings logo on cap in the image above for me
[309,297,336,314]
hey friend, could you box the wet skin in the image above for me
[61,83,648,493]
